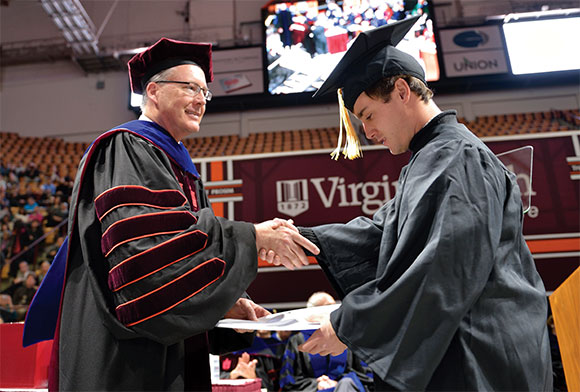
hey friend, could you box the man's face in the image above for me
[353,88,411,155]
[152,64,208,141]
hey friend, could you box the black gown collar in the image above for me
[408,110,458,154]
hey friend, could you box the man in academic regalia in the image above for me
[261,16,552,391]
[23,38,319,391]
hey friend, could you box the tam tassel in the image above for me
[331,88,362,160]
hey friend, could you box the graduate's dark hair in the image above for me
[365,75,433,104]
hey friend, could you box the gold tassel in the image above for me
[331,88,362,160]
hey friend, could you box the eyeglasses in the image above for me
[155,80,212,101]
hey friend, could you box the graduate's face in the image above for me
[353,79,412,155]
[152,64,208,141]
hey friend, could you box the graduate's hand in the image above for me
[271,218,299,232]
[298,317,347,357]
[229,352,258,380]
[255,219,319,270]
[224,298,270,333]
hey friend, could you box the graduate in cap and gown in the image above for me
[23,38,319,391]
[261,16,552,391]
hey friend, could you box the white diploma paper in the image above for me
[215,304,340,331]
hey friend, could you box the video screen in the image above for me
[503,15,580,75]
[263,0,440,96]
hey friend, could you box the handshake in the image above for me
[254,218,320,270]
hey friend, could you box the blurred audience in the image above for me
[0,156,72,323]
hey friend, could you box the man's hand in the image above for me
[298,317,347,356]
[255,218,319,270]
[229,352,258,379]
[224,298,270,333]
[224,298,270,320]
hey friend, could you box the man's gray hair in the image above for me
[140,67,176,111]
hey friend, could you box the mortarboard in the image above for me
[128,37,213,95]
[314,15,424,159]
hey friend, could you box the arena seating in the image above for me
[1,109,578,178]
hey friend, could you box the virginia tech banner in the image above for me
[195,131,580,304]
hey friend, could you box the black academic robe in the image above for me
[304,111,552,391]
[53,122,257,391]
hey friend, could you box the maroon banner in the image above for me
[196,132,580,302]
[234,149,410,226]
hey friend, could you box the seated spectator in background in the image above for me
[36,260,51,284]
[305,291,335,308]
[19,219,44,265]
[1,222,15,262]
[45,200,68,228]
[7,220,28,265]
[12,270,38,321]
[221,329,290,391]
[25,218,44,244]
[0,254,15,292]
[0,293,17,322]
[279,292,373,391]
[0,209,9,227]
[0,175,7,192]
[12,207,29,225]
[7,188,25,210]
[12,260,30,287]
[225,352,258,381]
[0,188,10,217]
[5,164,20,184]
[55,177,73,199]
[23,162,40,180]
[38,235,65,265]
[28,206,44,224]
[40,180,57,198]
[23,196,39,214]
[1,214,14,232]
[49,165,61,183]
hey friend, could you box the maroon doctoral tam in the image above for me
[128,37,213,94]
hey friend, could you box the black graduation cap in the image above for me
[128,37,213,95]
[314,16,424,159]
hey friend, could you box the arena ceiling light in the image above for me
[502,8,580,75]
[40,0,99,56]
